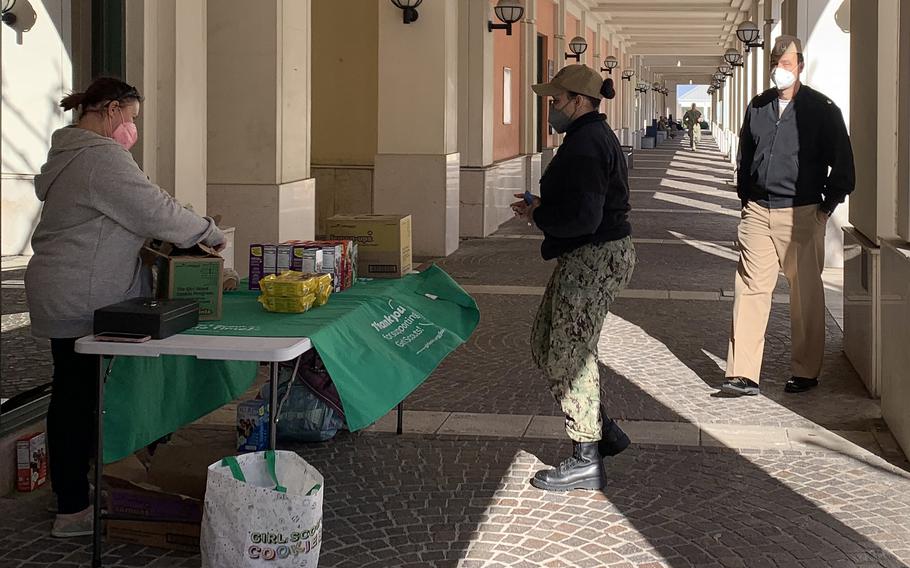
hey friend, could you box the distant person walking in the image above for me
[683,103,702,150]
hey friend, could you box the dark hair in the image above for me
[568,91,603,110]
[60,77,142,115]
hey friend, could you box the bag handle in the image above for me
[221,456,246,482]
[222,452,287,493]
[265,450,287,493]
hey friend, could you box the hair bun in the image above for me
[601,78,616,100]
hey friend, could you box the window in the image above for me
[503,67,512,125]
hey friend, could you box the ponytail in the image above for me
[59,92,86,111]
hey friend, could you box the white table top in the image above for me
[75,334,312,362]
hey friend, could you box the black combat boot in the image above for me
[599,404,630,457]
[531,442,606,491]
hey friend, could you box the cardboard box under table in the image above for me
[104,445,227,552]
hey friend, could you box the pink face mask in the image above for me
[108,108,138,150]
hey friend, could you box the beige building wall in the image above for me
[310,0,378,235]
[312,0,378,166]
[0,0,74,256]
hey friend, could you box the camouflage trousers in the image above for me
[531,237,636,442]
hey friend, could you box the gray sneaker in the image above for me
[720,377,760,396]
[51,506,94,538]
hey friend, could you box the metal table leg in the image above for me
[92,355,114,568]
[397,402,403,435]
[268,362,278,450]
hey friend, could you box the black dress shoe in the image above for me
[599,404,630,457]
[531,442,606,492]
[719,377,760,396]
[785,377,818,393]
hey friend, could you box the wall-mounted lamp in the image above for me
[2,0,17,27]
[724,48,744,68]
[565,36,587,61]
[390,0,422,24]
[736,20,763,52]
[718,64,733,77]
[601,55,618,74]
[621,69,635,82]
[488,0,524,35]
[712,72,727,83]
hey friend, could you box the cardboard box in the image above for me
[103,447,218,552]
[106,520,200,553]
[325,215,412,278]
[146,244,224,321]
[16,432,47,492]
[237,399,269,453]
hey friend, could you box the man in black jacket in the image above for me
[511,65,636,491]
[721,36,855,397]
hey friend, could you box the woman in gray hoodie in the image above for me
[25,77,225,537]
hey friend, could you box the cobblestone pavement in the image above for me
[3,136,909,567]
[2,266,51,399]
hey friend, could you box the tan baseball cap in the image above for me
[770,35,803,64]
[532,64,603,99]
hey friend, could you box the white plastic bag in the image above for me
[201,450,323,567]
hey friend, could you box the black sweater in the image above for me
[738,85,855,213]
[533,112,631,260]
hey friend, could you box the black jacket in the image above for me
[533,112,631,260]
[738,85,855,213]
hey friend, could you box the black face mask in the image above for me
[548,98,578,133]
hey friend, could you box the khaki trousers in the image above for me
[726,202,827,382]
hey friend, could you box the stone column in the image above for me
[374,0,460,257]
[519,0,538,156]
[750,1,760,99]
[206,0,316,277]
[554,0,566,69]
[126,0,208,211]
[458,0,493,238]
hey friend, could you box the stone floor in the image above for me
[2,135,909,567]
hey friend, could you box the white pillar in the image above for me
[520,0,538,156]
[127,0,208,212]
[206,0,316,277]
[374,0,460,257]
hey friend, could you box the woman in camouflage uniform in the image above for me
[512,65,636,492]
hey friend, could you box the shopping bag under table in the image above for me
[201,450,323,567]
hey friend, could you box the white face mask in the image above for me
[771,67,797,90]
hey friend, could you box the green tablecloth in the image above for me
[103,265,479,463]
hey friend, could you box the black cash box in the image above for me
[93,298,200,340]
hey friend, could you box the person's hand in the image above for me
[511,193,540,221]
[213,241,227,253]
[816,206,831,224]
